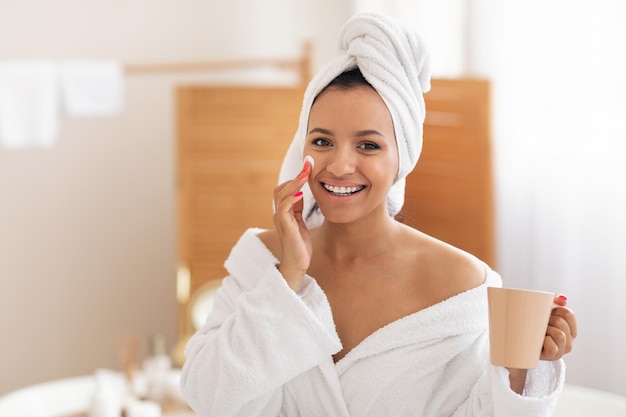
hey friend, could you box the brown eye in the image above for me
[359,142,380,150]
[312,138,332,147]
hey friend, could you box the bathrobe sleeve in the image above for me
[446,360,564,417]
[450,354,565,417]
[490,361,565,416]
[180,255,342,417]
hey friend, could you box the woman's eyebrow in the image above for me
[308,127,333,135]
[308,127,385,137]
[355,129,385,138]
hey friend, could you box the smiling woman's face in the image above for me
[303,85,398,225]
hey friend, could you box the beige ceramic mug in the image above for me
[487,287,556,369]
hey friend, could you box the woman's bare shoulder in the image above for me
[400,224,486,292]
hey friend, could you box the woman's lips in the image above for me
[321,182,366,196]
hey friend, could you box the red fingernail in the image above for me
[297,161,310,180]
[558,294,568,301]
[294,191,303,197]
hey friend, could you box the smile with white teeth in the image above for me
[322,183,365,196]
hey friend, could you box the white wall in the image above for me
[0,0,351,394]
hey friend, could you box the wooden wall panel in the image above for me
[401,78,493,266]
[177,87,304,294]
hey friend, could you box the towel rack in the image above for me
[124,42,312,85]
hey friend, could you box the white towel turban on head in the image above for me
[278,12,431,228]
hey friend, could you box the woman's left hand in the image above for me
[540,295,578,361]
[507,294,578,394]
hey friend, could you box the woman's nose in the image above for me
[326,147,356,176]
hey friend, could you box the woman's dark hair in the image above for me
[325,67,372,90]
[306,67,374,222]
[313,68,373,106]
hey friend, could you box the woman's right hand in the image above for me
[273,158,313,290]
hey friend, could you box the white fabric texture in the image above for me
[0,375,96,417]
[181,228,565,417]
[59,60,124,117]
[0,60,60,149]
[278,12,431,228]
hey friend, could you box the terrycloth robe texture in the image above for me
[181,228,565,417]
[278,13,431,228]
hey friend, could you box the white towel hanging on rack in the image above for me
[0,60,60,150]
[59,60,124,117]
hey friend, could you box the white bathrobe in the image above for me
[181,228,565,417]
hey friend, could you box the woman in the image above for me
[181,13,577,417]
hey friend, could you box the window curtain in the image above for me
[471,0,626,396]
[353,0,626,396]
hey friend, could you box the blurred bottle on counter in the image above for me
[88,369,126,417]
[142,333,172,403]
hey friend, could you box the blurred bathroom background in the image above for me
[1,0,624,398]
